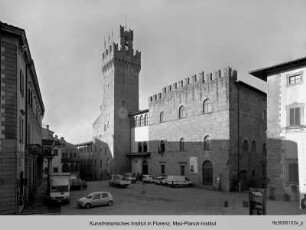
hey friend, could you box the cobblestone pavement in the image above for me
[60,181,306,215]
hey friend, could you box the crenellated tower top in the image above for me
[102,25,141,73]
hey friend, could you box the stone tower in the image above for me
[100,25,141,174]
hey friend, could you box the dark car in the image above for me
[71,179,87,190]
[81,180,87,189]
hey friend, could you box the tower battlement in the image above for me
[149,67,237,102]
[102,25,141,73]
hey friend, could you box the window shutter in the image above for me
[295,107,300,125]
[290,108,295,126]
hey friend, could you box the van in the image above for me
[164,175,192,188]
[142,174,154,183]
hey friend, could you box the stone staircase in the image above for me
[21,179,60,215]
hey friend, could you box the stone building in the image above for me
[76,139,112,181]
[250,57,306,202]
[42,126,80,178]
[129,68,267,192]
[93,25,266,191]
[0,22,45,214]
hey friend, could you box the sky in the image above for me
[1,0,306,144]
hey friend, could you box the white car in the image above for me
[165,175,193,188]
[77,191,113,209]
[142,174,154,183]
[124,173,136,183]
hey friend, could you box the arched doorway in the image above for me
[202,161,213,185]
[142,160,148,175]
[239,170,248,191]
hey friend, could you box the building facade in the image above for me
[251,57,306,202]
[0,22,45,214]
[42,126,80,178]
[92,26,267,191]
[76,139,112,181]
[129,68,267,192]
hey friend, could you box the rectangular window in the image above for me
[53,167,58,173]
[180,165,185,176]
[263,143,266,155]
[287,72,303,87]
[161,164,165,175]
[290,107,301,126]
[288,163,298,183]
[289,74,301,85]
[20,70,24,97]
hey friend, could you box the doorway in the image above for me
[202,161,213,185]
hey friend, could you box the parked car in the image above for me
[77,191,113,209]
[142,174,154,183]
[163,175,193,188]
[81,180,87,189]
[154,176,166,185]
[124,173,136,183]
[70,179,87,190]
[109,174,131,188]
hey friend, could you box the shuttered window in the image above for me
[290,107,301,126]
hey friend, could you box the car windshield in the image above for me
[51,185,68,192]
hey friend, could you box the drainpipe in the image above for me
[237,84,241,192]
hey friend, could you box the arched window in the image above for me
[140,115,143,126]
[203,99,212,114]
[160,140,165,153]
[138,142,142,152]
[180,138,184,151]
[179,105,185,119]
[204,135,211,150]
[144,114,148,126]
[135,116,138,127]
[131,117,136,127]
[143,142,148,152]
[62,164,69,173]
[243,140,249,153]
[160,112,164,123]
[251,141,256,154]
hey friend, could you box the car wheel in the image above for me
[85,203,91,209]
[108,201,114,206]
[174,184,179,188]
